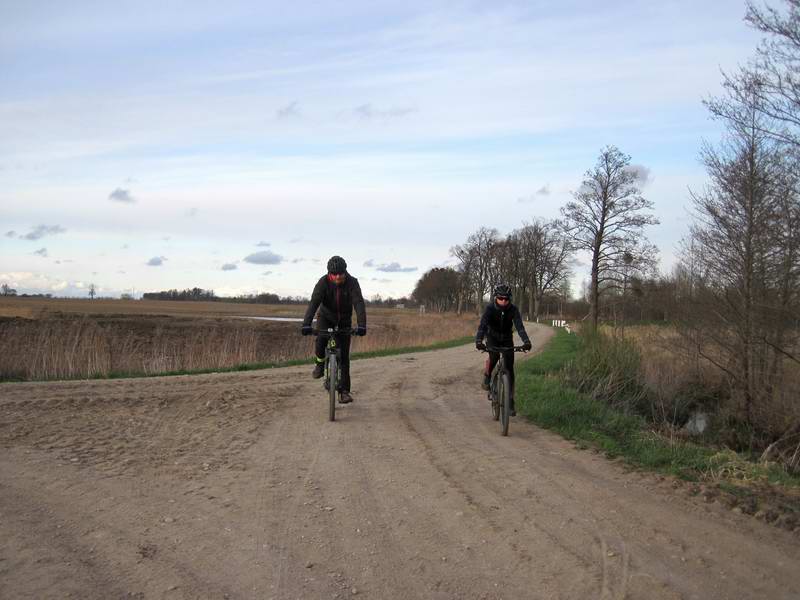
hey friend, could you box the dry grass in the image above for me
[623,325,800,441]
[0,300,476,381]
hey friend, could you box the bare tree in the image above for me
[451,227,500,314]
[1,283,17,296]
[88,283,97,300]
[709,1,800,148]
[684,79,800,435]
[514,219,572,320]
[561,146,659,330]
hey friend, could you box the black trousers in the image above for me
[484,337,515,394]
[315,319,352,392]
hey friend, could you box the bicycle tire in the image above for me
[490,373,500,421]
[500,372,511,436]
[328,353,337,422]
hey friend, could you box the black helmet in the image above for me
[493,283,512,300]
[327,255,347,274]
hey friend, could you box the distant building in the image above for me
[395,303,405,309]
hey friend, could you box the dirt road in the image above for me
[1,324,798,599]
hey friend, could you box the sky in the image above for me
[0,0,763,300]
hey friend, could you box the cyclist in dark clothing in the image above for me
[475,284,532,416]
[301,255,367,404]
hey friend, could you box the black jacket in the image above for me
[303,273,367,328]
[475,301,530,345]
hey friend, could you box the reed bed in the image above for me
[0,312,475,381]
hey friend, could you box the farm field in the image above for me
[0,297,475,381]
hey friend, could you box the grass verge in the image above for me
[2,335,475,383]
[516,329,800,490]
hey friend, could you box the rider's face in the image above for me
[495,296,509,307]
[329,272,346,285]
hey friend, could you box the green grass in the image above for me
[516,329,800,486]
[3,335,475,383]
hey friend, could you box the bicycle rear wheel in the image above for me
[328,354,337,422]
[500,372,511,436]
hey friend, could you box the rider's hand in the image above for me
[356,326,367,336]
[476,341,486,351]
[301,325,313,336]
[522,340,532,352]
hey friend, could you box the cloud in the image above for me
[256,241,271,247]
[186,207,199,217]
[21,224,66,240]
[375,262,417,273]
[221,263,237,271]
[625,164,652,185]
[291,258,305,263]
[289,237,302,243]
[243,250,283,265]
[277,101,300,119]
[353,103,417,120]
[518,185,551,203]
[371,278,392,283]
[109,188,135,203]
[5,230,16,238]
[146,256,167,266]
[33,247,48,257]
[162,236,171,241]
[262,271,273,276]
[363,259,375,267]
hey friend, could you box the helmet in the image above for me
[493,283,512,300]
[327,255,347,274]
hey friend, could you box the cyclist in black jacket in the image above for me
[475,284,532,416]
[301,255,367,404]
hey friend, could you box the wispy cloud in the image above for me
[375,262,417,273]
[21,224,66,241]
[371,278,392,283]
[243,250,283,265]
[277,101,300,119]
[353,103,417,120]
[625,164,652,185]
[5,230,16,238]
[109,188,135,203]
[518,185,551,203]
[221,263,237,271]
[186,207,199,217]
[363,259,375,267]
[33,247,48,257]
[146,256,166,266]
[262,270,273,276]
[256,241,271,247]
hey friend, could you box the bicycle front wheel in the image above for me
[500,372,511,436]
[328,354,337,422]
[491,374,500,421]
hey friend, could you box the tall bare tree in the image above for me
[561,146,659,330]
[709,1,800,148]
[685,80,800,433]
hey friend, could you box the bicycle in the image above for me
[312,327,355,422]
[479,345,527,436]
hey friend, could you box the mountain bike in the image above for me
[312,327,355,422]
[480,345,527,436]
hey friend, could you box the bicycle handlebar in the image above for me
[311,327,356,337]
[481,345,528,353]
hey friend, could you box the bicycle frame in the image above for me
[480,345,526,436]
[312,327,355,421]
